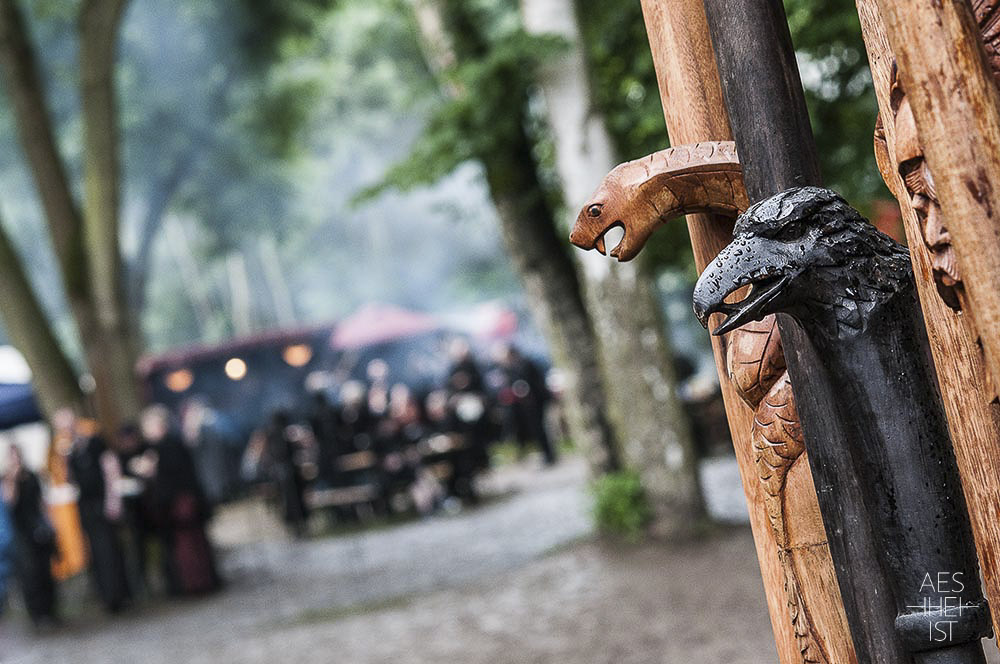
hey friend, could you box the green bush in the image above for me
[591,470,651,542]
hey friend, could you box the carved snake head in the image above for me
[570,142,745,262]
[693,187,910,336]
[569,161,654,261]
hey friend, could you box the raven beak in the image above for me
[693,239,790,336]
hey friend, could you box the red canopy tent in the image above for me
[329,304,440,350]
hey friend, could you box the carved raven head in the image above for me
[693,187,911,337]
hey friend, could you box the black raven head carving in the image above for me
[693,187,912,339]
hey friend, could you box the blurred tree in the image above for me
[521,0,704,533]
[374,0,621,472]
[0,0,137,430]
[119,0,333,339]
[0,0,338,429]
[0,223,83,414]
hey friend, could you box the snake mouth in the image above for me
[694,274,791,336]
[570,219,625,256]
[596,222,625,257]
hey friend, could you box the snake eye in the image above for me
[588,204,602,218]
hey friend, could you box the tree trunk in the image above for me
[0,0,108,422]
[487,143,620,473]
[0,0,87,295]
[411,0,620,472]
[0,0,140,433]
[0,224,85,417]
[521,0,703,533]
[79,0,140,431]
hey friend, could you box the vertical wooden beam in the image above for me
[700,0,909,661]
[874,0,1000,397]
[856,0,1000,642]
[639,2,855,662]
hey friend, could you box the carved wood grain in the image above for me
[873,0,1000,404]
[857,0,1000,641]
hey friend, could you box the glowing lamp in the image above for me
[164,368,194,392]
[224,357,247,380]
[282,344,313,367]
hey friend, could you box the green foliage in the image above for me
[232,0,342,65]
[591,469,652,542]
[785,0,890,212]
[573,0,891,270]
[359,18,566,201]
[574,0,666,162]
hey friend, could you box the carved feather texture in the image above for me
[727,315,786,408]
[782,551,829,664]
[751,373,804,549]
[727,300,825,663]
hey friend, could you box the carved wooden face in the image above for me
[889,67,962,308]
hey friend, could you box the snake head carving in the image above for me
[569,163,648,261]
[570,141,746,262]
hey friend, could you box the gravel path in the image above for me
[0,456,808,664]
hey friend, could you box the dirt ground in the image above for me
[6,457,989,664]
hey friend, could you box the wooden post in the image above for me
[700,0,910,661]
[639,2,856,662]
[856,0,1000,642]
[874,0,1000,397]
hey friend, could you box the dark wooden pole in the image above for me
[700,1,908,661]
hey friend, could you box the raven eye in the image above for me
[588,204,602,218]
[777,225,799,241]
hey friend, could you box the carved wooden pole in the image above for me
[856,0,1000,642]
[637,2,855,662]
[873,0,1000,396]
[702,1,990,662]
[698,1,904,661]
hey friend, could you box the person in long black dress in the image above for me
[140,405,220,596]
[2,445,58,627]
[496,344,556,465]
[265,411,310,537]
[64,415,131,613]
[306,392,339,488]
[116,422,156,597]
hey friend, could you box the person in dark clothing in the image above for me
[446,338,485,395]
[63,413,131,613]
[306,392,339,488]
[338,381,375,456]
[116,422,155,597]
[444,339,492,501]
[140,405,220,596]
[375,384,425,512]
[265,411,310,537]
[1,445,58,627]
[496,344,556,465]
